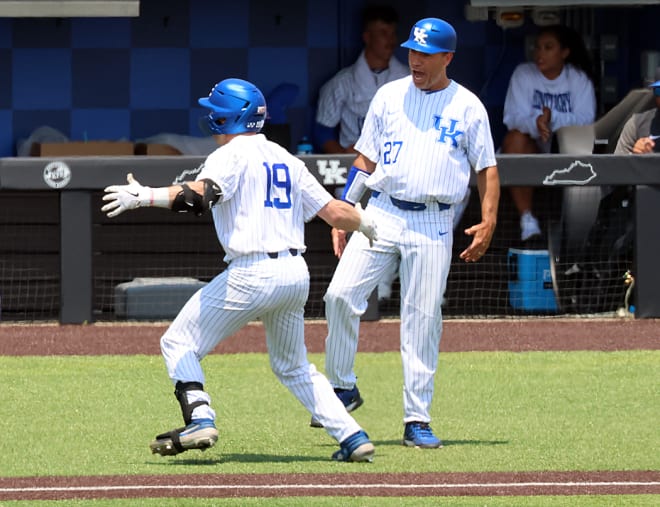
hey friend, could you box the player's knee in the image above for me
[325,286,367,319]
[324,285,347,308]
[160,332,177,356]
[501,129,538,154]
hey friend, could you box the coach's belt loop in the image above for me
[267,249,299,259]
[371,191,449,211]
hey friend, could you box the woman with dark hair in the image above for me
[502,24,596,244]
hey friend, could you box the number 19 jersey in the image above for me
[197,134,332,263]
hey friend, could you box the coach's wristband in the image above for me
[341,165,370,205]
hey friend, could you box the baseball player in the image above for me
[314,4,409,155]
[315,18,500,448]
[102,78,378,462]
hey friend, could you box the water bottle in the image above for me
[296,136,313,155]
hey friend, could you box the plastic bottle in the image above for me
[296,136,313,155]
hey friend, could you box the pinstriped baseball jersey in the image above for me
[316,51,409,149]
[197,134,332,263]
[357,76,497,204]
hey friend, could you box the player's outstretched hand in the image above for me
[102,173,151,218]
[356,202,378,247]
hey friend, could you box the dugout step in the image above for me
[114,277,206,320]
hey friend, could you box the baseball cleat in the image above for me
[332,430,375,462]
[402,422,442,449]
[150,418,218,456]
[310,386,364,428]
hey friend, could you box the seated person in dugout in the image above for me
[314,4,409,154]
[501,24,596,245]
[615,72,660,154]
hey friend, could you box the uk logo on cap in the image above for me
[413,27,429,46]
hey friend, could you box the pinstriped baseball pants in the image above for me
[160,252,362,443]
[324,191,454,423]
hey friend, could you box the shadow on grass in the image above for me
[148,458,223,466]
[373,439,509,447]
[148,453,328,465]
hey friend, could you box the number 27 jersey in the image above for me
[356,75,496,205]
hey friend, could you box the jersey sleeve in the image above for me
[550,68,596,131]
[299,164,334,222]
[316,74,345,128]
[353,88,384,163]
[196,149,240,200]
[466,99,498,172]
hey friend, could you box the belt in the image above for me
[371,191,450,211]
[267,249,299,259]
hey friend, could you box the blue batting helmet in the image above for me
[400,18,456,54]
[198,78,267,135]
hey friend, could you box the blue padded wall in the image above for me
[0,0,658,157]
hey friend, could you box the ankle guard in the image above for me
[175,381,208,425]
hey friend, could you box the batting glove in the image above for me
[356,202,378,247]
[102,173,153,218]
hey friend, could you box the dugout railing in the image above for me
[1,153,659,323]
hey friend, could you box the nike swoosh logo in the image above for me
[438,231,448,236]
[127,191,139,197]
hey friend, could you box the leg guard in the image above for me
[175,381,209,425]
[149,381,217,456]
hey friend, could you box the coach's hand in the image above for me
[102,173,151,217]
[356,202,378,247]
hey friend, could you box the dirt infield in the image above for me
[0,318,658,356]
[1,318,658,500]
[1,471,659,501]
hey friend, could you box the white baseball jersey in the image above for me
[316,51,409,148]
[503,62,596,151]
[159,133,364,444]
[359,76,497,204]
[324,74,497,424]
[197,134,331,263]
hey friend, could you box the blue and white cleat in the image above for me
[402,422,442,449]
[150,418,218,456]
[332,430,375,462]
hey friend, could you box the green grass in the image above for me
[1,350,658,477]
[1,350,657,505]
